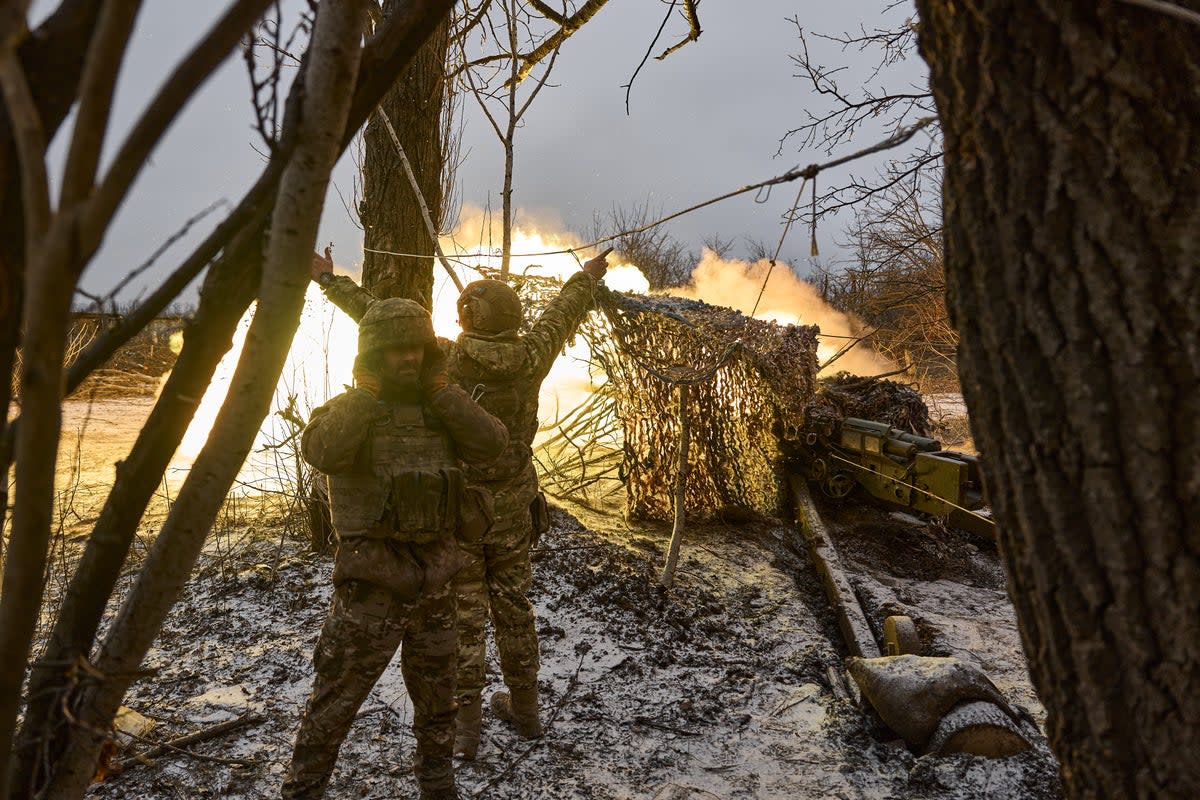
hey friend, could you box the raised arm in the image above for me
[311,249,376,323]
[522,250,610,378]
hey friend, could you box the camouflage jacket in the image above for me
[320,272,598,497]
[302,385,506,594]
[302,384,508,479]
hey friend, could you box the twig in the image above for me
[117,712,265,770]
[630,715,701,737]
[621,0,675,115]
[531,543,610,553]
[374,108,465,292]
[85,199,228,312]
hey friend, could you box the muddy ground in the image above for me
[19,395,1062,799]
[73,491,1060,800]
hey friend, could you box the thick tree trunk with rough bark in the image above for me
[915,1,1200,796]
[359,11,448,305]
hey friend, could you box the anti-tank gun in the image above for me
[797,416,995,538]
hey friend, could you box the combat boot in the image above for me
[453,696,482,760]
[418,784,458,800]
[490,687,543,739]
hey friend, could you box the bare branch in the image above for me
[510,0,608,86]
[526,0,566,25]
[85,0,276,258]
[0,50,50,249]
[80,199,228,314]
[59,0,143,209]
[778,23,933,156]
[655,0,701,61]
[622,0,675,115]
[448,0,495,48]
[513,17,561,121]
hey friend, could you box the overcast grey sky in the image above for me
[37,1,927,305]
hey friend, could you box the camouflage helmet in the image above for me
[457,279,523,334]
[358,297,435,356]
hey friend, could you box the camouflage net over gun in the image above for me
[807,372,932,438]
[508,272,820,521]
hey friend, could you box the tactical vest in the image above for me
[450,346,537,487]
[327,402,463,543]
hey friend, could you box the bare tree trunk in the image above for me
[7,225,261,799]
[915,1,1200,796]
[0,0,456,795]
[500,0,518,277]
[0,0,103,675]
[35,1,371,795]
[0,0,145,783]
[360,8,448,304]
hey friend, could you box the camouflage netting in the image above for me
[806,372,932,437]
[506,271,820,521]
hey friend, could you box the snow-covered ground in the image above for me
[80,500,1059,799]
[31,398,1059,799]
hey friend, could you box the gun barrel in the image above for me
[883,438,918,459]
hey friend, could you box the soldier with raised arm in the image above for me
[283,297,507,800]
[311,248,608,758]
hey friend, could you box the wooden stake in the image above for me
[660,384,690,588]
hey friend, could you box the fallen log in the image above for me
[788,474,879,659]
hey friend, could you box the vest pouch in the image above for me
[332,538,423,602]
[458,485,495,544]
[388,469,464,544]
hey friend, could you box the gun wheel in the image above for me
[883,615,921,656]
[804,457,828,482]
[823,471,856,499]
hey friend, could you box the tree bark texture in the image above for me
[915,2,1200,796]
[359,10,448,305]
[33,0,371,795]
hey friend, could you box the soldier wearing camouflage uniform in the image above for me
[311,249,608,758]
[283,297,508,800]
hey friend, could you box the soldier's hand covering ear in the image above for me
[352,353,382,398]
[421,346,450,397]
[582,247,612,279]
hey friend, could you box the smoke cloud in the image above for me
[673,249,896,376]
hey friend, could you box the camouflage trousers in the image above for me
[283,580,457,798]
[454,487,538,705]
